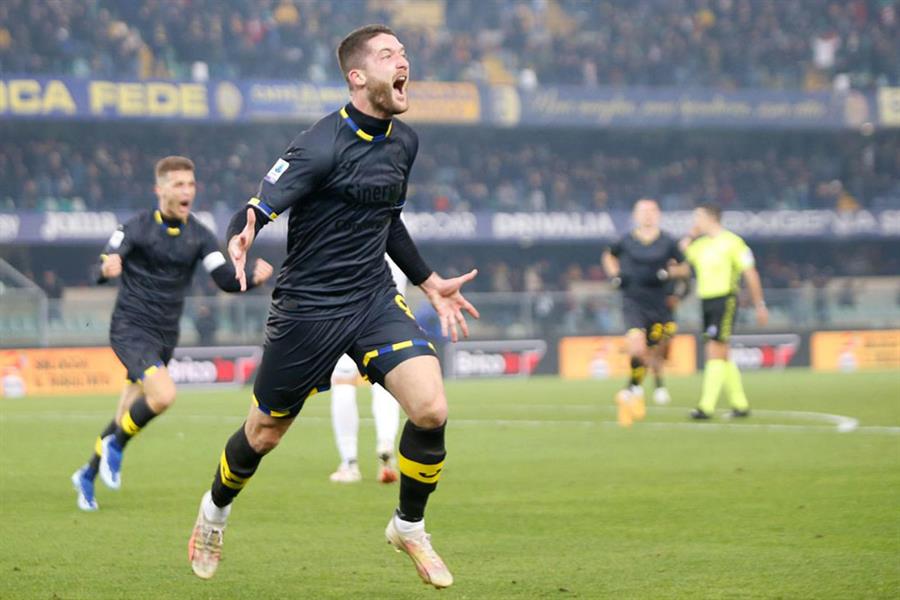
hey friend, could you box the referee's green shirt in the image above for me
[685,230,755,299]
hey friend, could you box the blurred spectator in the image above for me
[194,303,218,346]
[3,122,897,214]
[0,0,897,89]
[40,270,64,322]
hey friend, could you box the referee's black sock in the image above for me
[397,420,446,522]
[85,419,117,478]
[210,424,264,507]
[113,396,157,448]
[628,357,646,388]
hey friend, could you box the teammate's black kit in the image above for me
[608,232,684,344]
[228,102,437,418]
[101,209,250,381]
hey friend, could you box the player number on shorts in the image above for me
[395,294,414,320]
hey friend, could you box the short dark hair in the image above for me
[337,24,396,84]
[155,155,194,181]
[697,202,722,222]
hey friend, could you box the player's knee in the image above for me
[147,385,176,411]
[245,421,285,454]
[411,389,447,429]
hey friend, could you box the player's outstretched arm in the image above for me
[208,257,273,293]
[419,270,480,343]
[225,207,267,292]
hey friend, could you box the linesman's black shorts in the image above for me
[252,287,437,419]
[623,300,677,346]
[110,316,177,383]
[701,294,738,342]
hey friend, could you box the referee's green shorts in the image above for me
[701,294,738,342]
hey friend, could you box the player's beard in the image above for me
[367,77,408,116]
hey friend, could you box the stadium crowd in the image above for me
[1,0,897,89]
[1,123,898,213]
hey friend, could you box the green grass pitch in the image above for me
[1,370,898,599]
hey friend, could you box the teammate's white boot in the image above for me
[653,386,672,405]
[189,491,229,579]
[329,461,362,483]
[385,514,453,588]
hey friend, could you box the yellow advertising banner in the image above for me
[0,348,125,397]
[811,330,900,372]
[559,335,696,379]
[404,82,481,124]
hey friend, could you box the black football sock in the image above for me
[113,396,158,448]
[210,424,264,508]
[655,375,665,389]
[85,419,117,478]
[628,357,646,388]
[397,420,446,522]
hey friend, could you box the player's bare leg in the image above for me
[383,355,453,588]
[190,404,295,579]
[616,328,648,426]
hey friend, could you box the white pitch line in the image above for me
[521,404,861,432]
[1,411,898,435]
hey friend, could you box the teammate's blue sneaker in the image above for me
[71,466,99,511]
[99,435,123,490]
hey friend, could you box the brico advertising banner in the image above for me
[559,335,697,379]
[443,340,549,378]
[0,346,262,397]
[811,330,900,372]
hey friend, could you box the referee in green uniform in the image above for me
[681,204,769,419]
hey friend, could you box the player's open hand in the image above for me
[420,269,480,342]
[101,254,122,279]
[251,259,274,286]
[228,208,257,291]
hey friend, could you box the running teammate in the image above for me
[602,199,688,426]
[681,204,768,419]
[71,156,273,511]
[329,257,406,484]
[187,25,478,589]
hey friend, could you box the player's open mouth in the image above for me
[393,75,407,97]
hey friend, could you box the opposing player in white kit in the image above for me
[329,256,406,484]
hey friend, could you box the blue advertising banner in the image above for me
[3,209,899,245]
[2,75,890,129]
[506,86,877,130]
[0,76,481,125]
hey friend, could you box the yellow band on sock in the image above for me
[120,411,141,437]
[398,453,444,484]
[94,436,103,457]
[219,450,248,490]
[632,365,646,384]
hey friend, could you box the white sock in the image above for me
[201,490,231,524]
[372,384,400,456]
[394,513,425,535]
[331,384,359,465]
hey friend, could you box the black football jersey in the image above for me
[249,103,418,318]
[608,231,684,306]
[102,209,222,333]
